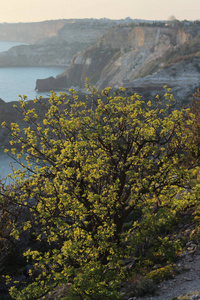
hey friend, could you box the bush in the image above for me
[0,84,196,299]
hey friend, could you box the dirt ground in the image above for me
[138,250,200,300]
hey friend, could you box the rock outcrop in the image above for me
[35,22,200,102]
[36,76,67,92]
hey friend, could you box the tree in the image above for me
[187,89,200,159]
[0,84,195,299]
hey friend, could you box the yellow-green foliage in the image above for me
[0,84,196,299]
[147,264,176,283]
[178,291,200,300]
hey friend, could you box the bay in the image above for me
[0,67,66,102]
[0,41,27,52]
[0,41,66,102]
[0,41,66,175]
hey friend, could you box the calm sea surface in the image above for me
[0,41,66,102]
[0,41,66,176]
[0,152,21,179]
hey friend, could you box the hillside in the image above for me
[0,20,68,43]
[35,22,200,102]
[1,87,200,299]
[0,19,114,67]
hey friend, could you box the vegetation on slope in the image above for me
[0,84,200,299]
[141,38,200,78]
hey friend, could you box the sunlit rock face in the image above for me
[1,19,200,103]
[61,25,198,88]
[36,23,200,102]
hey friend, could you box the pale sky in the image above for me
[0,0,199,23]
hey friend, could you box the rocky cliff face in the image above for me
[126,57,200,105]
[0,19,114,67]
[35,23,200,102]
[0,41,82,67]
[64,25,198,87]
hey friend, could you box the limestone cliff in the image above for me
[0,19,114,67]
[35,23,200,101]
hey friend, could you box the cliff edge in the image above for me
[35,22,200,102]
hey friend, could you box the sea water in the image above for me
[0,41,66,102]
[0,41,66,175]
[0,66,66,102]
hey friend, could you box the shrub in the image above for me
[0,84,195,299]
